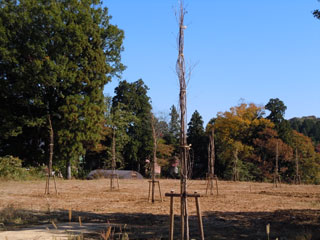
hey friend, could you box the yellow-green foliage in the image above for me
[0,155,24,180]
[0,155,45,180]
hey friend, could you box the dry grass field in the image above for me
[0,179,319,239]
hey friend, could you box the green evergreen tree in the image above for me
[265,98,292,145]
[165,105,180,147]
[0,0,124,178]
[112,79,153,174]
[187,110,208,178]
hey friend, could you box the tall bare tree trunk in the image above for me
[176,2,189,239]
[151,114,157,203]
[232,147,239,181]
[45,114,57,195]
[295,148,299,177]
[111,127,116,189]
[48,114,54,177]
[275,140,279,176]
[208,128,215,176]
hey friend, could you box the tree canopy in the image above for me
[0,0,124,177]
[112,79,153,173]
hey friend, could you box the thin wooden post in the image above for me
[206,173,219,196]
[195,192,204,240]
[215,176,219,195]
[148,180,162,202]
[165,192,203,239]
[233,147,239,181]
[294,148,301,184]
[111,128,116,190]
[45,114,57,195]
[152,180,155,203]
[169,190,175,240]
[148,180,151,200]
[158,181,163,201]
[206,127,218,196]
[273,140,281,188]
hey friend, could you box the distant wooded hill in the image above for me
[290,116,320,146]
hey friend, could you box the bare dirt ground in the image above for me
[0,179,319,239]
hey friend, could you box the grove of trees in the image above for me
[1,1,319,184]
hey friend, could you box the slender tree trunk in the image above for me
[151,114,157,203]
[177,2,189,239]
[233,147,239,181]
[275,140,279,175]
[209,128,215,176]
[112,128,116,172]
[48,114,54,177]
[295,148,299,177]
[111,127,116,189]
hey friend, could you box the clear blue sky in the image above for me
[103,0,320,125]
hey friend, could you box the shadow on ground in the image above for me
[0,207,319,239]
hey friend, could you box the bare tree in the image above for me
[208,128,215,176]
[206,127,218,195]
[232,147,239,181]
[45,114,57,195]
[176,1,189,239]
[273,140,281,187]
[151,113,157,202]
[294,148,301,184]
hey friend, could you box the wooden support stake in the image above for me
[195,192,204,240]
[69,208,72,222]
[165,191,203,239]
[215,176,219,195]
[109,173,120,190]
[169,190,174,240]
[148,180,151,200]
[158,181,163,202]
[273,140,281,188]
[79,216,82,227]
[148,180,163,202]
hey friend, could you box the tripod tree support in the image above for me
[165,191,204,240]
[146,113,163,202]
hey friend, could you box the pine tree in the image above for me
[166,105,180,147]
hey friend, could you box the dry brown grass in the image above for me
[0,179,319,239]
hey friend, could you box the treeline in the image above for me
[187,99,320,184]
[1,1,320,183]
[290,117,320,147]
